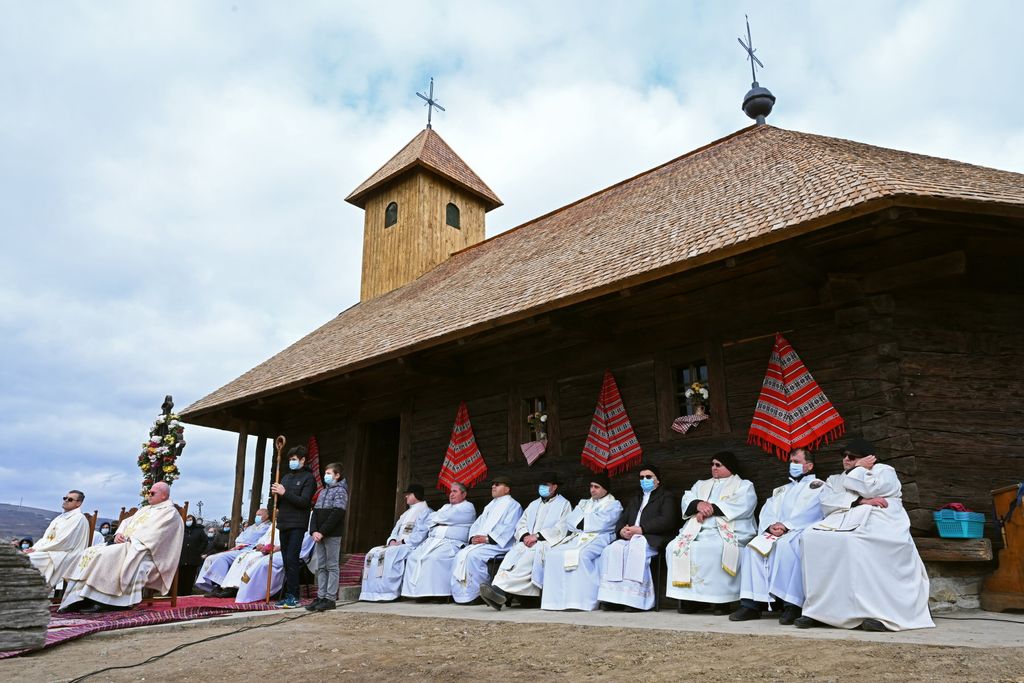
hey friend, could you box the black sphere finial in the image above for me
[743,83,776,125]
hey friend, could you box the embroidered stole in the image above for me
[671,476,742,587]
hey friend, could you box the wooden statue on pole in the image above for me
[265,435,286,603]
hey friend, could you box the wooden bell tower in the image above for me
[346,129,502,301]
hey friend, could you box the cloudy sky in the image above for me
[2,1,1022,522]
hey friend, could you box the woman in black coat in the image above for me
[178,514,209,596]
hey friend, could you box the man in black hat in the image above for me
[360,484,433,602]
[481,472,571,610]
[796,439,933,632]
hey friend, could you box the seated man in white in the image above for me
[538,472,623,611]
[667,451,757,615]
[797,439,933,632]
[597,465,678,611]
[25,489,91,593]
[218,525,317,603]
[360,483,432,601]
[194,508,271,596]
[401,482,476,601]
[59,482,184,613]
[480,471,571,610]
[451,476,523,604]
[730,447,823,624]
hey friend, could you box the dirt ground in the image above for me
[2,611,1022,683]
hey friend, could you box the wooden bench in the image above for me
[914,537,993,563]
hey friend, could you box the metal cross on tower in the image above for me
[737,14,765,86]
[416,77,446,130]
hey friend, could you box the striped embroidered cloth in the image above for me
[581,370,643,475]
[747,333,845,460]
[436,401,488,491]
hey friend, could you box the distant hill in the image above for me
[0,503,115,543]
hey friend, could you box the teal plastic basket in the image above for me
[933,509,985,539]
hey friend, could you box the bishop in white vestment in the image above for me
[731,448,823,623]
[194,509,271,595]
[60,483,183,612]
[480,472,570,608]
[451,477,523,604]
[401,483,477,599]
[539,473,623,611]
[799,439,933,632]
[360,484,433,601]
[25,490,91,592]
[666,452,757,611]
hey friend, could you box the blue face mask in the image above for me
[789,463,805,478]
[324,474,335,485]
[640,478,656,493]
[185,521,193,528]
[222,527,230,533]
[538,484,551,498]
[289,460,301,471]
[21,543,30,549]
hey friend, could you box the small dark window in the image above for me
[446,202,460,229]
[674,360,709,417]
[523,396,548,441]
[385,202,398,228]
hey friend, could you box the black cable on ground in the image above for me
[933,615,1024,625]
[65,602,357,683]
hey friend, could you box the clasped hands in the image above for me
[767,522,788,537]
[695,500,715,524]
[620,525,643,540]
[522,533,540,548]
[859,497,889,508]
[470,535,489,545]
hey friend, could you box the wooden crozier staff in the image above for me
[265,435,286,603]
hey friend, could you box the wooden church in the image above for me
[181,85,1024,588]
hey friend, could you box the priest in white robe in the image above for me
[25,489,91,592]
[450,476,523,604]
[539,473,623,611]
[401,483,477,600]
[219,527,317,603]
[59,482,184,613]
[194,508,271,596]
[360,484,432,601]
[730,448,823,624]
[797,439,933,632]
[667,452,757,614]
[480,472,571,609]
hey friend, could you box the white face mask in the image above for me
[185,521,194,528]
[789,463,805,478]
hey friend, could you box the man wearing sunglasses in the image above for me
[597,465,679,611]
[24,490,91,593]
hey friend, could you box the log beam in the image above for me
[247,436,267,524]
[914,537,993,562]
[229,427,248,545]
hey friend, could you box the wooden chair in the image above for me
[119,501,189,608]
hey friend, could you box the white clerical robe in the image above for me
[540,494,623,611]
[450,495,523,603]
[221,530,316,603]
[194,521,271,593]
[666,475,757,604]
[493,494,571,597]
[360,501,433,601]
[27,509,90,589]
[801,464,933,631]
[401,501,476,598]
[740,475,823,607]
[60,500,184,608]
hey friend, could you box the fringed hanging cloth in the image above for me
[747,333,845,460]
[307,435,324,504]
[437,401,488,492]
[581,370,643,475]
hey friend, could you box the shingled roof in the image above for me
[183,125,1024,418]
[345,128,503,210]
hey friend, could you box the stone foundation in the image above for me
[926,562,991,612]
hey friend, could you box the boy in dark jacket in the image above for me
[270,445,316,608]
[307,462,349,611]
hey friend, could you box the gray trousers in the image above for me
[314,535,342,600]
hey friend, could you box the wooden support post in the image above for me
[229,427,248,545]
[247,436,267,524]
[395,403,413,518]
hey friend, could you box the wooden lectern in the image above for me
[981,483,1024,612]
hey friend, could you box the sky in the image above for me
[2,1,1022,522]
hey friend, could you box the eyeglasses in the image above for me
[711,462,724,468]
[639,474,655,480]
[62,496,80,502]
[145,491,156,497]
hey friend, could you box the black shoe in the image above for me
[712,602,734,616]
[57,600,88,614]
[319,599,337,611]
[622,605,644,613]
[860,618,888,632]
[81,602,122,614]
[305,598,323,611]
[478,583,505,611]
[779,605,801,626]
[794,616,823,629]
[599,601,621,612]
[676,600,702,614]
[729,606,761,622]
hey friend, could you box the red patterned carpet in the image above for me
[0,553,366,659]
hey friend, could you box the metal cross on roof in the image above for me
[737,14,765,85]
[416,77,446,130]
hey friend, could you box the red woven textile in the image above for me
[581,370,643,475]
[307,435,324,504]
[437,401,488,491]
[748,334,845,460]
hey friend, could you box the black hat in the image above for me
[404,483,425,500]
[589,472,611,493]
[713,451,741,476]
[844,438,875,457]
[639,464,661,480]
[490,475,513,487]
[538,471,562,486]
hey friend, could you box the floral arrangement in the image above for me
[137,410,186,502]
[684,381,710,412]
[526,411,548,440]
